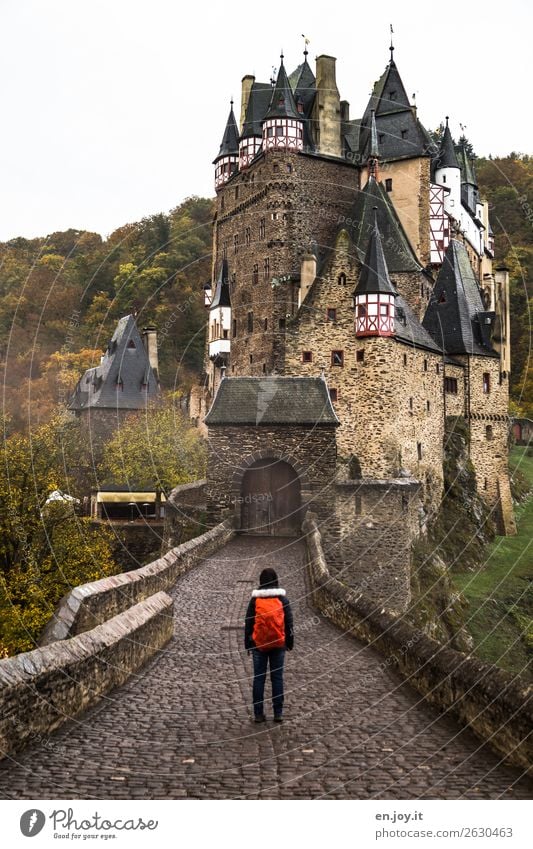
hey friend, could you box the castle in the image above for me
[197,43,516,609]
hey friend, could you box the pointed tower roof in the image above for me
[348,176,421,273]
[214,102,239,162]
[423,240,498,357]
[369,109,379,158]
[68,315,160,411]
[289,53,316,112]
[456,141,477,186]
[436,117,460,169]
[210,260,231,309]
[354,210,397,296]
[360,50,434,160]
[241,81,273,139]
[264,55,301,121]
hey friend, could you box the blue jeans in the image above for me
[252,648,285,717]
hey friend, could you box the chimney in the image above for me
[142,326,159,385]
[240,75,255,133]
[315,55,341,158]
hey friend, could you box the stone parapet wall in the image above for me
[163,479,208,549]
[302,512,532,774]
[0,592,173,760]
[40,520,235,644]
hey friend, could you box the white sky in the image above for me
[1,0,531,241]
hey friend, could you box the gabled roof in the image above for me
[210,259,231,309]
[214,103,239,162]
[422,240,499,358]
[68,315,160,411]
[435,119,460,170]
[348,176,422,273]
[354,211,396,296]
[360,54,434,161]
[290,56,316,114]
[241,82,273,139]
[264,58,301,121]
[204,377,339,426]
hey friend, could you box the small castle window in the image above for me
[417,442,423,460]
[483,372,491,394]
[327,308,337,321]
[484,478,488,490]
[264,318,268,331]
[403,353,407,366]
[401,129,407,139]
[355,494,362,515]
[385,178,393,192]
[245,227,251,246]
[249,354,253,364]
[234,234,239,253]
[276,126,284,137]
[356,349,364,362]
[409,397,413,411]
[302,351,313,363]
[329,388,338,403]
[486,425,493,440]
[424,359,428,372]
[273,163,279,172]
[235,186,239,200]
[247,311,254,333]
[127,339,136,349]
[279,318,286,331]
[264,257,270,279]
[331,350,344,367]
[262,363,266,374]
[426,400,430,412]
[445,377,458,394]
[286,163,293,173]
[338,272,347,286]
[271,212,278,220]
[436,363,440,374]
[439,292,446,304]
[232,319,237,338]
[378,134,385,144]
[221,196,225,210]
[253,264,259,285]
[259,218,266,239]
[442,175,447,184]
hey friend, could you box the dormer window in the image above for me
[401,129,407,139]
[389,90,397,100]
[127,339,135,349]
[116,377,124,391]
[141,380,149,391]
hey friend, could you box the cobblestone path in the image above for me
[0,536,531,799]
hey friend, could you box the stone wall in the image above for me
[384,156,431,266]
[163,479,208,549]
[321,478,421,612]
[464,355,515,534]
[206,424,337,526]
[302,512,532,774]
[0,592,173,760]
[40,520,235,644]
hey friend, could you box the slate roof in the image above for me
[456,143,477,185]
[210,259,231,308]
[289,56,316,114]
[347,176,422,273]
[394,294,443,354]
[422,240,499,358]
[214,103,239,162]
[264,58,301,121]
[68,315,160,411]
[360,56,435,161]
[354,211,397,296]
[241,82,273,138]
[204,377,340,426]
[435,119,460,170]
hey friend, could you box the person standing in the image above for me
[244,567,294,723]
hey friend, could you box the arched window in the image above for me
[338,272,347,286]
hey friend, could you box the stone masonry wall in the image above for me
[302,512,532,774]
[163,479,208,549]
[464,355,515,534]
[321,479,421,612]
[206,424,337,526]
[0,592,173,760]
[40,520,235,644]
[384,156,431,266]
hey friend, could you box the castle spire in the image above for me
[262,54,304,152]
[354,209,397,338]
[436,116,460,169]
[213,100,239,189]
[367,109,380,181]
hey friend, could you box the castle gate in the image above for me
[241,458,301,536]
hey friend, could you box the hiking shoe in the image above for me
[273,715,283,723]
[254,714,266,723]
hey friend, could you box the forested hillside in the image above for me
[476,155,533,417]
[0,197,213,432]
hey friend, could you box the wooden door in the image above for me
[241,459,301,536]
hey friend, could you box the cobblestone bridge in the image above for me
[0,537,530,799]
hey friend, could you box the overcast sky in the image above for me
[1,0,531,241]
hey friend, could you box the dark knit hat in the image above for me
[259,568,278,589]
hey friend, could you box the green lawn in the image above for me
[452,446,533,680]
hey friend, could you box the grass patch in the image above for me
[453,446,533,679]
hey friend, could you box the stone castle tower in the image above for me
[200,44,515,608]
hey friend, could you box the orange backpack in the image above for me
[252,597,286,651]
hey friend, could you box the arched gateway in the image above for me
[241,457,301,536]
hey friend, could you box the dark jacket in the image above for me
[244,587,294,651]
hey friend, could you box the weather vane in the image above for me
[301,34,310,57]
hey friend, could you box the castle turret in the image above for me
[433,117,461,217]
[262,54,304,152]
[238,79,271,168]
[213,101,239,190]
[208,260,232,365]
[354,210,397,337]
[456,140,479,214]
